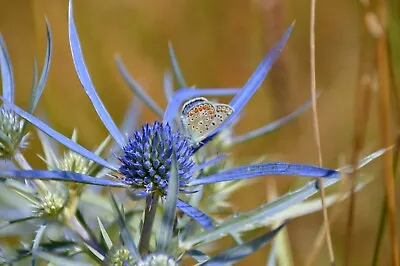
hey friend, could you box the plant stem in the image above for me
[372,135,400,266]
[376,0,400,263]
[344,29,374,264]
[309,0,335,264]
[139,193,159,255]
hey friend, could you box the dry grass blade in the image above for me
[376,0,399,264]
[372,135,400,265]
[309,0,335,264]
[343,17,375,264]
[305,67,373,266]
[344,77,372,266]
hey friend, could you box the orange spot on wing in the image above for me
[194,108,199,113]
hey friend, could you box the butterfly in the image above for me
[181,97,234,145]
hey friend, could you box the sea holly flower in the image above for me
[117,121,195,195]
[0,108,29,159]
[0,0,341,232]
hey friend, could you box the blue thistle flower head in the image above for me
[0,2,343,231]
[118,121,194,194]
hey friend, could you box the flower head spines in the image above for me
[56,150,89,175]
[118,122,194,195]
[107,247,136,266]
[35,192,66,217]
[0,107,29,159]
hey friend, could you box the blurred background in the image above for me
[0,0,397,265]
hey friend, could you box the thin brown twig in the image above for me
[376,0,400,263]
[372,134,400,265]
[304,171,348,266]
[372,0,400,259]
[305,70,373,266]
[344,73,373,266]
[309,0,335,264]
[344,10,375,261]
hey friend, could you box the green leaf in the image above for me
[84,243,105,262]
[97,217,113,250]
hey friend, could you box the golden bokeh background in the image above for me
[0,0,396,265]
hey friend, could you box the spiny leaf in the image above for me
[97,217,113,250]
[115,56,164,117]
[27,18,52,114]
[189,162,339,186]
[109,193,141,262]
[183,149,386,247]
[32,223,47,266]
[200,222,287,265]
[231,95,315,144]
[0,169,126,187]
[0,34,14,104]
[157,151,179,252]
[1,99,119,171]
[68,0,125,147]
[37,251,92,266]
[196,23,294,149]
[168,42,188,88]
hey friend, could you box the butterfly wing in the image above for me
[181,98,234,144]
[181,101,217,144]
[181,97,208,116]
[212,103,234,127]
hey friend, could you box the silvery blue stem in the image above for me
[139,193,159,255]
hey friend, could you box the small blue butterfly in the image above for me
[181,97,234,145]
